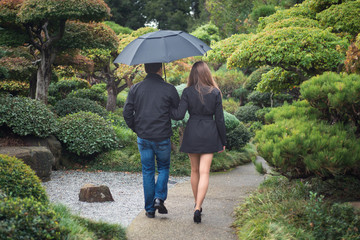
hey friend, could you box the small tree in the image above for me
[0,0,111,103]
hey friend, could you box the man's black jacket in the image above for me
[123,73,180,141]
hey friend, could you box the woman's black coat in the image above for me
[171,86,227,153]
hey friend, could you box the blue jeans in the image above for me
[137,137,171,212]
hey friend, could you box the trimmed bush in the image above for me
[235,104,261,123]
[53,97,108,118]
[255,107,271,124]
[57,111,118,156]
[255,102,360,178]
[222,98,239,114]
[300,72,360,132]
[245,66,272,91]
[68,87,107,106]
[0,95,58,138]
[226,122,251,150]
[224,110,240,132]
[0,196,66,239]
[0,154,48,203]
[48,78,90,102]
[213,69,247,97]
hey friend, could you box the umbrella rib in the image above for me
[177,33,207,54]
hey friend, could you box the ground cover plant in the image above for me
[234,176,360,240]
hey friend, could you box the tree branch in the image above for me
[25,24,42,51]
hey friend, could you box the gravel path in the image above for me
[42,170,190,227]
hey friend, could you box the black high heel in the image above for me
[194,210,201,223]
[194,204,202,213]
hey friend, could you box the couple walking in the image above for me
[123,61,226,223]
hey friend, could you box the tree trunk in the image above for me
[29,73,37,99]
[106,81,117,112]
[36,49,53,104]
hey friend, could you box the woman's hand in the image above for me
[218,146,225,153]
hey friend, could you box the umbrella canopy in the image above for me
[114,30,211,65]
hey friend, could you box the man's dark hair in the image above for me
[145,63,162,73]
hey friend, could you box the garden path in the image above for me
[126,156,267,240]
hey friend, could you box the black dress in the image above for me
[171,86,227,153]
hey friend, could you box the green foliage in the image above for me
[190,22,220,46]
[204,34,251,64]
[228,27,349,79]
[262,17,321,31]
[224,110,240,132]
[255,107,272,124]
[235,104,261,123]
[0,197,66,240]
[211,146,254,172]
[68,87,107,107]
[257,1,316,31]
[226,122,251,150]
[250,4,276,22]
[257,67,301,93]
[300,72,360,131]
[57,21,119,52]
[316,0,360,37]
[0,95,58,138]
[18,0,111,23]
[104,21,133,35]
[305,191,360,240]
[213,68,247,97]
[256,102,360,178]
[306,0,345,13]
[57,111,118,156]
[53,97,108,118]
[247,91,273,107]
[222,98,239,114]
[0,154,48,203]
[245,66,272,91]
[234,176,360,239]
[49,78,90,102]
[0,28,29,47]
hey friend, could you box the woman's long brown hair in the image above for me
[187,61,220,103]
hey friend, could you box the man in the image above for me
[123,63,180,218]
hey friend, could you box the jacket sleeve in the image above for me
[170,86,180,108]
[215,91,227,146]
[123,87,136,132]
[171,89,188,120]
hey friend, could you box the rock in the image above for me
[0,146,54,181]
[23,135,62,170]
[79,184,114,203]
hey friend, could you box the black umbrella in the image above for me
[114,30,211,65]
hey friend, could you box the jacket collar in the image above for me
[144,73,164,82]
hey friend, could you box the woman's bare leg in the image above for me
[195,153,213,211]
[188,153,201,205]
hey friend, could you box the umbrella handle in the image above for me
[163,63,167,82]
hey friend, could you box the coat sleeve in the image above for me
[215,91,227,146]
[123,87,136,132]
[169,85,180,108]
[171,89,188,120]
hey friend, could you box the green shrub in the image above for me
[57,112,118,156]
[104,21,133,35]
[250,4,276,22]
[255,107,271,124]
[226,122,251,150]
[213,69,247,97]
[300,72,360,131]
[68,87,107,106]
[249,121,263,137]
[247,91,272,107]
[235,104,261,123]
[0,154,48,203]
[0,95,58,138]
[222,98,239,114]
[113,126,137,147]
[191,22,220,46]
[0,197,66,239]
[245,66,272,91]
[256,104,360,178]
[48,78,90,102]
[224,110,240,132]
[53,97,108,118]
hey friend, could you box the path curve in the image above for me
[126,157,266,240]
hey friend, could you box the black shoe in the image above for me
[194,210,201,223]
[145,211,155,218]
[154,198,168,214]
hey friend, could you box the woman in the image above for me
[171,61,226,223]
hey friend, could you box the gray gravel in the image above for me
[42,170,190,227]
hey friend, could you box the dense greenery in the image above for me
[234,176,360,239]
[54,97,108,118]
[57,111,118,156]
[0,95,58,138]
[0,154,48,203]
